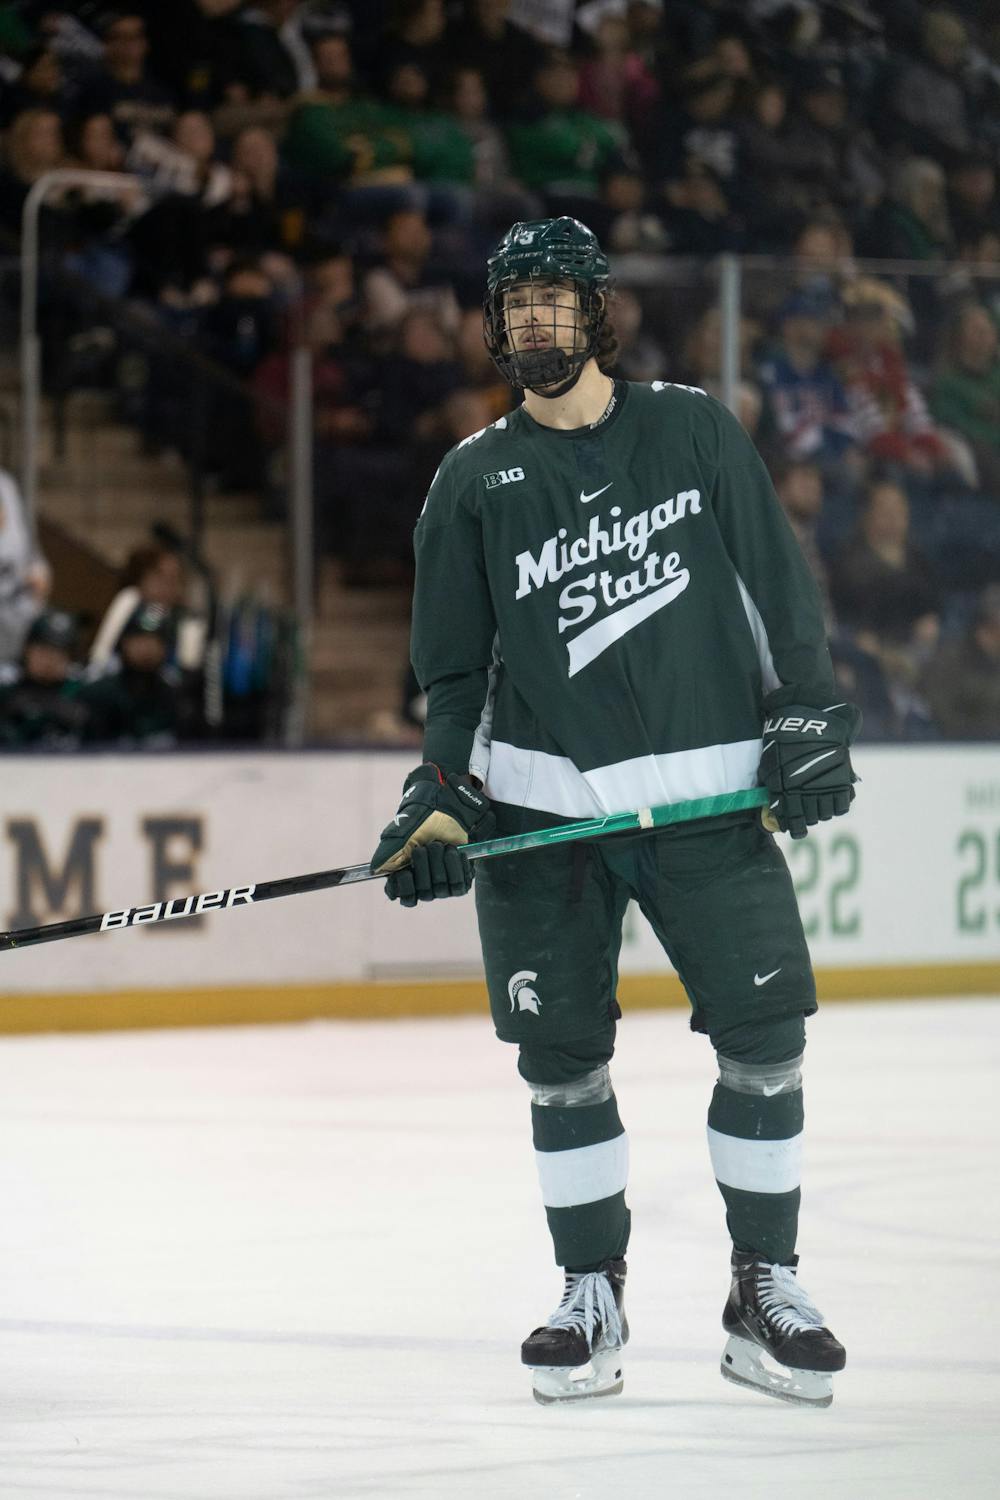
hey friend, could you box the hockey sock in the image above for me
[706,1017,805,1265]
[527,1065,630,1269]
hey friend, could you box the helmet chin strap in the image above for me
[513,345,589,400]
[526,363,587,400]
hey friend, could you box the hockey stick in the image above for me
[0,787,768,953]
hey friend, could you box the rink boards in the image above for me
[0,746,998,1031]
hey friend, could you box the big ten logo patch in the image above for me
[484,468,525,489]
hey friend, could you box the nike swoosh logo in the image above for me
[753,968,782,987]
[567,569,690,677]
[761,1082,784,1097]
[790,748,837,779]
[580,483,613,504]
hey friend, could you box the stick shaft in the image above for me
[0,788,767,953]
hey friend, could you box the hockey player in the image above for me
[370,218,859,1408]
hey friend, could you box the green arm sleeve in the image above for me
[422,670,489,775]
[709,402,838,714]
[411,458,497,776]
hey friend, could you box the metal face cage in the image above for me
[484,272,605,395]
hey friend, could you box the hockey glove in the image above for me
[370,763,496,907]
[758,703,861,840]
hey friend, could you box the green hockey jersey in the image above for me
[411,380,837,828]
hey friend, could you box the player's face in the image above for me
[503,279,585,359]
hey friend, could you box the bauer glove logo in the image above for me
[763,715,828,736]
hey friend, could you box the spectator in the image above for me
[577,13,658,139]
[363,208,460,341]
[379,0,450,94]
[661,159,743,255]
[377,307,465,445]
[382,59,474,203]
[598,168,669,252]
[608,287,667,383]
[80,603,185,745]
[447,66,507,191]
[860,156,954,261]
[830,477,941,653]
[0,610,89,748]
[255,249,375,449]
[0,45,69,127]
[211,125,313,258]
[651,63,741,199]
[445,62,541,231]
[784,62,884,226]
[220,0,317,101]
[624,0,672,76]
[0,468,51,667]
[939,227,1000,329]
[831,476,942,734]
[198,259,279,489]
[60,112,139,298]
[67,110,126,174]
[755,290,858,466]
[75,12,176,143]
[737,78,818,244]
[127,111,236,296]
[827,277,956,480]
[680,303,762,430]
[283,32,418,203]
[0,108,65,233]
[946,149,999,248]
[887,7,972,158]
[930,302,1000,493]
[169,109,233,205]
[454,305,511,419]
[921,583,1000,738]
[505,51,628,209]
[770,456,833,628]
[448,0,545,118]
[89,544,186,670]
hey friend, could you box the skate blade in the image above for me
[530,1347,624,1405]
[720,1335,834,1408]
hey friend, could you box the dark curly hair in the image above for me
[595,290,620,373]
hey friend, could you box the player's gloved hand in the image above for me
[370,763,496,907]
[758,702,861,840]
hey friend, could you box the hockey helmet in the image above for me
[483,217,610,396]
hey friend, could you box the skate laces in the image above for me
[757,1263,826,1336]
[547,1270,623,1349]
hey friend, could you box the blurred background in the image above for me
[1,0,999,1021]
[4,0,1000,751]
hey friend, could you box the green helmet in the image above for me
[483,217,610,396]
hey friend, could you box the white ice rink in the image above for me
[0,997,998,1500]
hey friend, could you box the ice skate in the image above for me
[521,1257,628,1404]
[720,1250,845,1408]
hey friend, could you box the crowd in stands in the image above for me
[1,1,1000,742]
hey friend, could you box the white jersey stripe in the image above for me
[481,737,761,819]
[734,572,781,695]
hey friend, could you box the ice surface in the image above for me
[0,998,998,1500]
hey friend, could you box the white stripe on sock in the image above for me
[707,1126,802,1195]
[535,1132,629,1209]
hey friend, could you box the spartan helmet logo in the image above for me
[508,969,541,1015]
